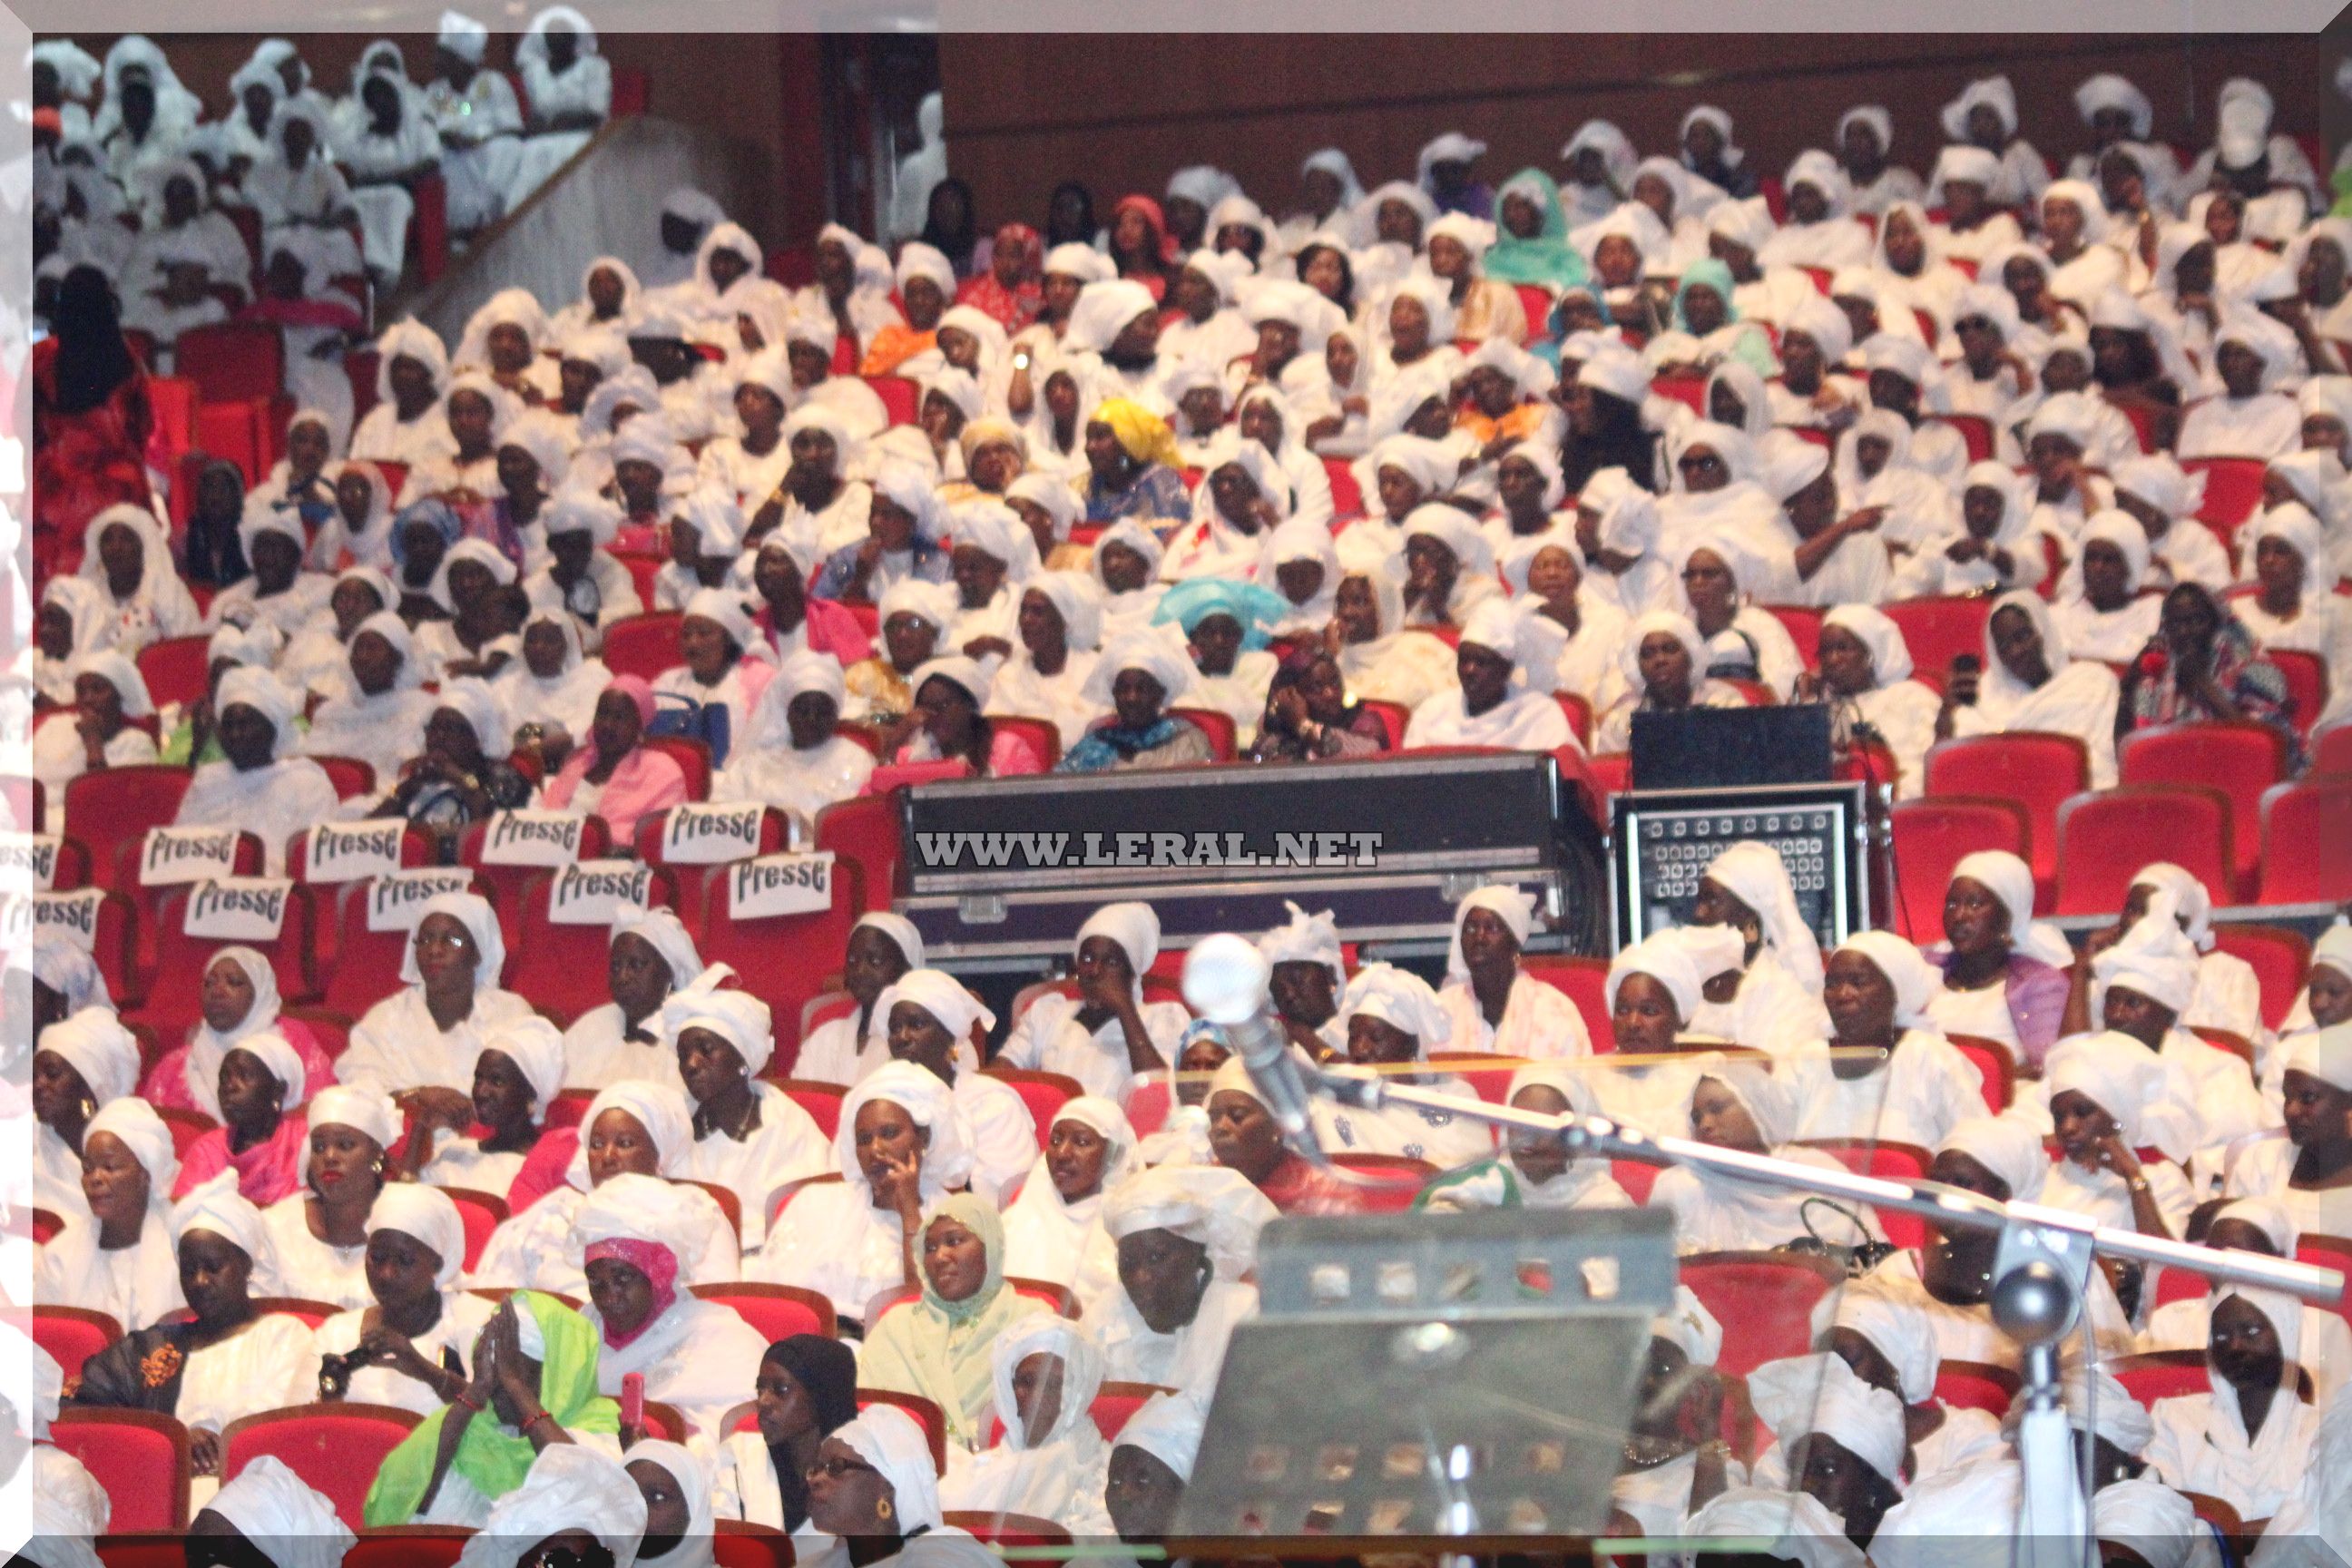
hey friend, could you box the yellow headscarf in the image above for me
[1096,397,1181,468]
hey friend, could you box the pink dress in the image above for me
[139,1018,338,1118]
[541,743,691,840]
[173,1112,309,1206]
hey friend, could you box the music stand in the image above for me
[1171,1206,1675,1550]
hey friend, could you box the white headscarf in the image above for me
[659,965,777,1078]
[618,1439,714,1568]
[367,1181,468,1289]
[1935,1114,2048,1202]
[1821,603,1915,686]
[482,1016,569,1122]
[1445,885,1538,983]
[1948,848,2075,969]
[172,1170,284,1295]
[1748,1348,1908,1485]
[1703,841,1826,991]
[38,1007,141,1109]
[205,1455,355,1568]
[456,1445,648,1568]
[837,1060,975,1200]
[1258,902,1345,987]
[397,890,508,988]
[1102,1165,1278,1281]
[2043,1031,2180,1153]
[1340,963,1452,1057]
[1831,930,1941,1027]
[837,1406,943,1533]
[564,1079,695,1190]
[2092,891,2201,1016]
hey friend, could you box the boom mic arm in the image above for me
[1181,933,1332,1166]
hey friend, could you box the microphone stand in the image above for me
[1315,1063,2342,1566]
[1180,930,2344,1561]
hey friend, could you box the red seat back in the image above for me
[696,857,859,1050]
[2266,649,2328,740]
[1887,797,2029,944]
[857,1388,948,1474]
[984,713,1062,771]
[134,635,215,710]
[600,612,685,681]
[771,1078,846,1139]
[2110,1350,2217,1412]
[867,376,920,426]
[642,735,712,802]
[175,321,285,404]
[1926,415,1994,465]
[1328,1152,1437,1210]
[221,1402,423,1530]
[1520,955,1615,1052]
[984,1067,1083,1148]
[691,1281,838,1341]
[458,817,610,943]
[1763,604,1824,670]
[505,867,679,1027]
[2054,784,2233,916]
[345,1528,471,1568]
[636,805,789,946]
[710,1523,794,1568]
[131,884,321,1034]
[814,792,903,916]
[440,1186,510,1272]
[33,1306,122,1384]
[1947,1034,2017,1112]
[64,765,193,893]
[1324,456,1363,521]
[2210,924,2310,1032]
[310,754,380,802]
[1934,1359,2021,1417]
[1791,1140,1931,1248]
[1514,282,1555,339]
[1880,597,1993,688]
[1925,733,2089,904]
[53,1408,191,1530]
[1167,707,1238,761]
[2119,721,2286,900]
[1678,1251,1844,1377]
[2182,456,2269,544]
[1651,377,1707,413]
[2259,778,2352,906]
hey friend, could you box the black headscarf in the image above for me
[50,265,139,416]
[920,176,979,276]
[764,1333,859,1531]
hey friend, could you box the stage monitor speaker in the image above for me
[1629,704,1831,789]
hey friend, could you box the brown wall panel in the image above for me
[941,34,2334,234]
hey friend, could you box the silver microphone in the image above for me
[1180,933,1330,1164]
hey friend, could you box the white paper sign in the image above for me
[659,803,767,865]
[477,809,589,867]
[32,887,105,950]
[139,826,242,887]
[183,877,294,941]
[0,833,62,891]
[303,819,407,884]
[728,852,835,921]
[367,868,476,933]
[546,859,655,926]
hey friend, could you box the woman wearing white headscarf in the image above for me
[2227,1024,2352,1241]
[2142,1283,2321,1522]
[298,609,438,788]
[791,913,933,1089]
[470,1079,740,1297]
[1329,562,1456,712]
[652,587,778,768]
[76,505,201,656]
[805,1406,1000,1568]
[34,1007,143,1226]
[1919,849,2075,1069]
[623,1438,717,1568]
[985,571,1105,750]
[939,1316,1117,1535]
[2049,509,2165,664]
[1309,964,1496,1167]
[454,1444,647,1568]
[751,1060,983,1326]
[1806,603,1943,799]
[2140,1195,2352,1406]
[1087,1165,1277,1398]
[189,1453,355,1568]
[497,605,612,748]
[140,947,338,1128]
[416,1016,568,1201]
[509,6,612,205]
[1650,1058,1877,1252]
[2235,503,2352,723]
[172,667,340,876]
[1417,1062,1635,1213]
[1592,609,1750,752]
[1809,1281,2006,1485]
[1686,840,1837,1056]
[1788,931,1983,1148]
[574,1173,769,1436]
[710,650,876,826]
[1402,599,1576,751]
[342,892,539,1109]
[2179,310,2301,460]
[296,1181,497,1413]
[998,1096,1136,1313]
[996,904,1190,1103]
[2038,1030,2200,1239]
[662,970,831,1246]
[30,651,158,833]
[552,905,698,1092]
[38,1095,185,1329]
[1434,884,1592,1059]
[1759,151,1875,270]
[34,577,114,709]
[2117,864,2265,1048]
[1942,589,2122,791]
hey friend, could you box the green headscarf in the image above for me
[1484,168,1589,290]
[854,1191,1045,1451]
[362,1291,622,1526]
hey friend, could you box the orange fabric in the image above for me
[859,325,938,377]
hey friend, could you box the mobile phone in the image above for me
[621,1372,645,1429]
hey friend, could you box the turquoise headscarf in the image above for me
[1154,579,1290,651]
[1672,259,1741,332]
[1485,168,1589,289]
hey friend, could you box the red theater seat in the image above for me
[64,766,194,893]
[2119,721,2287,900]
[52,1408,191,1531]
[1678,1250,1844,1377]
[600,612,685,682]
[691,1281,838,1341]
[33,1306,122,1384]
[1887,797,2029,945]
[504,866,680,1026]
[2054,785,2232,916]
[2258,778,2352,906]
[983,1067,1083,1147]
[1925,733,2088,905]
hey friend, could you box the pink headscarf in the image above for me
[540,675,688,838]
[583,1236,680,1348]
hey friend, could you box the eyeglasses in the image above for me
[415,927,474,951]
[808,1454,877,1481]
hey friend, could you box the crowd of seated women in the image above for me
[25,39,2352,1568]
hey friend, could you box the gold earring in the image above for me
[876,1499,894,1523]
